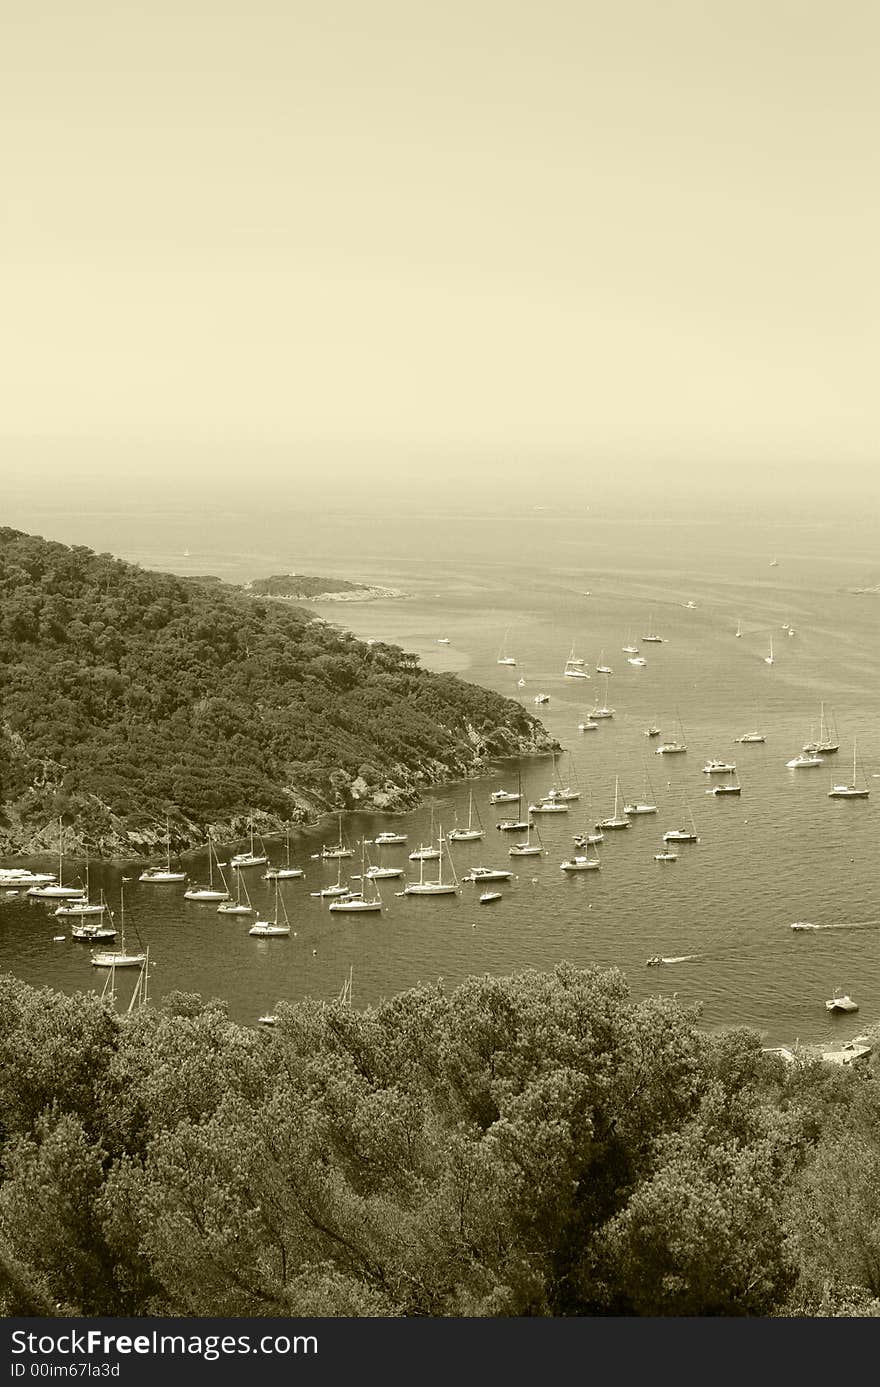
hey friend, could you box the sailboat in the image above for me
[663,800,700,843]
[71,900,116,941]
[496,628,516,667]
[560,841,601,871]
[655,714,687,756]
[622,631,639,655]
[596,651,613,674]
[563,643,591,679]
[403,828,459,895]
[26,818,86,899]
[448,791,485,842]
[264,827,304,880]
[508,813,544,857]
[329,842,383,912]
[803,703,839,755]
[53,856,107,916]
[249,879,292,935]
[596,777,630,830]
[642,615,664,643]
[409,804,441,859]
[91,881,147,968]
[735,617,743,638]
[183,836,231,902]
[311,859,352,898]
[217,870,254,914]
[139,816,187,882]
[542,751,581,803]
[230,817,268,868]
[654,842,678,861]
[763,637,775,666]
[623,770,658,816]
[321,812,354,859]
[828,740,870,799]
[589,674,615,719]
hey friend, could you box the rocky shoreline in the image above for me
[0,723,556,863]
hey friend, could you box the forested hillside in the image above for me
[0,964,877,1317]
[0,528,552,857]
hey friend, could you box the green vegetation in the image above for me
[0,964,877,1317]
[247,574,368,598]
[0,528,551,856]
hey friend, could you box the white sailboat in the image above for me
[596,776,630,830]
[329,842,383,912]
[595,651,613,675]
[622,632,639,655]
[735,617,743,638]
[183,837,231,902]
[71,905,116,942]
[409,804,440,860]
[230,817,268,868]
[656,715,687,756]
[560,842,601,871]
[642,616,664,643]
[448,791,484,842]
[249,879,292,935]
[91,881,147,968]
[828,739,870,799]
[623,770,658,816]
[26,818,86,899]
[588,674,615,719]
[321,813,354,860]
[763,637,774,666]
[311,859,352,898]
[496,628,516,666]
[139,816,187,882]
[654,843,678,861]
[264,828,304,880]
[707,770,741,796]
[403,828,459,895]
[54,857,107,916]
[508,813,544,857]
[803,702,839,755]
[217,871,254,915]
[563,642,591,679]
[663,800,700,843]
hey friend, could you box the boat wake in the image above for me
[646,953,700,967]
[792,918,880,932]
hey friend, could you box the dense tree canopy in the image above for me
[0,529,551,855]
[0,965,876,1318]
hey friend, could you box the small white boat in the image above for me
[529,800,569,815]
[790,921,818,931]
[28,882,86,899]
[654,847,678,861]
[560,854,600,872]
[787,753,823,768]
[735,617,743,638]
[563,643,591,680]
[735,733,765,744]
[763,638,775,666]
[365,865,403,879]
[828,740,869,799]
[578,720,599,732]
[91,882,146,968]
[184,837,230,901]
[436,637,450,644]
[373,831,408,845]
[409,844,440,860]
[496,628,516,666]
[627,656,647,667]
[645,726,661,738]
[448,792,484,842]
[140,816,187,882]
[0,869,56,886]
[703,760,736,774]
[655,717,687,756]
[624,769,658,816]
[465,866,513,883]
[249,880,292,936]
[825,991,858,1013]
[573,832,604,847]
[264,829,304,880]
[508,841,543,857]
[479,891,502,904]
[54,897,106,917]
[596,776,630,831]
[684,600,697,609]
[490,789,521,804]
[496,817,530,832]
[663,828,698,843]
[217,872,254,915]
[595,651,613,675]
[533,693,550,705]
[707,774,741,796]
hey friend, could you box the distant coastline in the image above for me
[243,573,406,602]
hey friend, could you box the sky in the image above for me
[2,1,879,502]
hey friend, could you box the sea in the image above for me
[3,479,880,1048]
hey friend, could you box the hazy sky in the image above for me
[3,1,879,484]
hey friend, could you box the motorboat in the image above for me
[627,656,647,667]
[529,800,569,815]
[703,760,736,774]
[533,693,550,705]
[365,865,403,879]
[825,992,858,1013]
[787,753,823,768]
[645,726,661,738]
[436,637,450,644]
[0,869,56,886]
[573,832,604,847]
[578,720,599,732]
[71,919,116,941]
[496,817,530,832]
[663,828,698,843]
[790,921,818,931]
[464,866,513,883]
[560,854,600,872]
[479,891,503,904]
[707,775,741,796]
[684,600,697,609]
[735,733,765,744]
[373,831,408,845]
[490,789,521,804]
[654,847,678,861]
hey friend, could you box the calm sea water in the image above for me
[3,499,880,1046]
